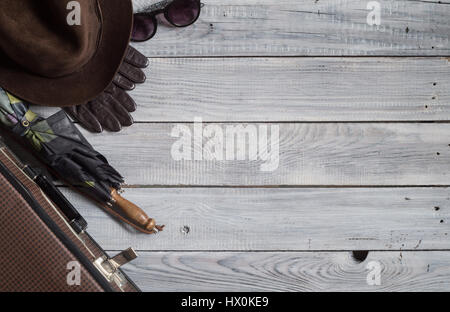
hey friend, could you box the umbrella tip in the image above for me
[145,219,165,234]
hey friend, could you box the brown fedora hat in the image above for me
[0,0,133,107]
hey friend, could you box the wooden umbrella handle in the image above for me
[110,188,163,234]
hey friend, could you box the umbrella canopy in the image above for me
[0,88,123,203]
[0,87,163,234]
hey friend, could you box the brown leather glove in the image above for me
[64,46,148,133]
[113,47,148,90]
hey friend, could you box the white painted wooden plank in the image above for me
[33,57,450,122]
[131,0,450,56]
[119,251,450,292]
[130,57,450,122]
[79,123,450,186]
[62,187,450,251]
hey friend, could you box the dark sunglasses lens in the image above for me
[167,0,200,27]
[132,14,156,42]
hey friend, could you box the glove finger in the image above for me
[64,105,103,133]
[113,73,135,91]
[105,84,137,113]
[124,45,149,68]
[119,61,146,84]
[102,94,134,127]
[88,98,122,132]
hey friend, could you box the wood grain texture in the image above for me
[78,123,450,186]
[119,251,450,292]
[128,57,450,122]
[131,0,450,57]
[20,0,450,292]
[33,57,450,122]
[62,187,450,251]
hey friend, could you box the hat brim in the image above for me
[0,0,133,107]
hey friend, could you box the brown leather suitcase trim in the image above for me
[0,145,140,292]
[0,161,112,292]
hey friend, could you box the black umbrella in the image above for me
[0,87,163,234]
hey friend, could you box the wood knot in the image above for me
[352,250,369,262]
[181,225,191,235]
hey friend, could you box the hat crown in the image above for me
[0,0,101,78]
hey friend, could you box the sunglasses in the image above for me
[132,0,203,42]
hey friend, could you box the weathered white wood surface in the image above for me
[96,0,450,292]
[30,0,450,292]
[80,123,450,186]
[120,251,450,292]
[131,0,450,56]
[34,57,450,122]
[129,57,450,122]
[62,187,450,251]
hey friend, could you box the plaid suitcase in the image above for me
[0,138,140,292]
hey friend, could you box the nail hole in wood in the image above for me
[437,152,440,156]
[435,206,440,211]
[352,250,369,262]
[440,220,445,224]
[433,82,437,86]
